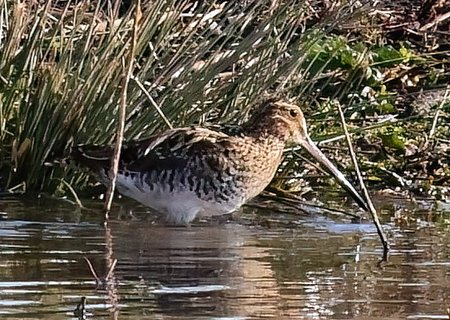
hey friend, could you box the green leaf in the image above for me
[379,127,406,151]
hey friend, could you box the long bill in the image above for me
[300,137,369,211]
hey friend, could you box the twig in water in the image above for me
[104,2,142,215]
[84,256,101,284]
[84,256,118,288]
[60,179,84,208]
[105,259,118,281]
[335,101,389,258]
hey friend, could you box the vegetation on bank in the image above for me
[0,0,449,201]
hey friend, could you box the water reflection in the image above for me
[0,197,449,319]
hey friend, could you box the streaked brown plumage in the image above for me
[69,100,367,224]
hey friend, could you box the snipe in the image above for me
[69,100,367,224]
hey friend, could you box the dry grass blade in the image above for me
[132,76,173,129]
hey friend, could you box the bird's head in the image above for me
[244,98,369,211]
[243,99,308,146]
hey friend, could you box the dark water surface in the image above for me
[0,196,449,319]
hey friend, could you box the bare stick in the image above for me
[335,102,389,256]
[84,256,101,284]
[105,258,118,281]
[104,2,142,214]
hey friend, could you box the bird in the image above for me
[66,99,368,224]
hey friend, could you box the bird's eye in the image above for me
[289,109,298,118]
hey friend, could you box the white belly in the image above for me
[115,174,244,225]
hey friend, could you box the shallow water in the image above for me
[0,196,449,319]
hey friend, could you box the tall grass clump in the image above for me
[4,0,446,198]
[1,0,400,195]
